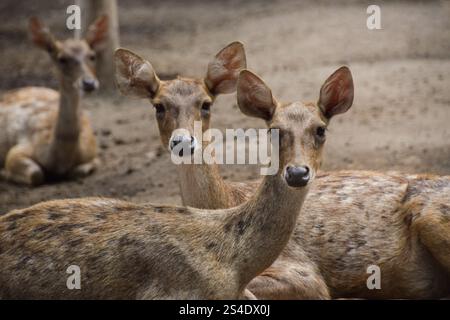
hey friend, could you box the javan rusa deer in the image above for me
[114,42,250,208]
[237,71,450,299]
[115,47,450,299]
[0,71,329,298]
[0,16,108,186]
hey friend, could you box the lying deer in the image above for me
[115,47,450,299]
[0,71,328,298]
[0,16,108,186]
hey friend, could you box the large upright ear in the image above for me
[29,17,57,53]
[318,66,354,119]
[237,70,277,121]
[205,41,247,95]
[114,48,160,99]
[85,15,109,51]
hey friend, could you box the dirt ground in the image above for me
[0,0,449,213]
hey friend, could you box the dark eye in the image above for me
[316,126,326,140]
[88,54,96,62]
[201,102,211,116]
[58,56,69,65]
[154,103,165,118]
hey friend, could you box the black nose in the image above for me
[82,79,97,92]
[285,165,310,187]
[170,135,196,157]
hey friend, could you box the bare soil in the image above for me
[0,0,449,213]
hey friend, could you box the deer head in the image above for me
[114,42,246,156]
[29,15,108,93]
[237,67,354,187]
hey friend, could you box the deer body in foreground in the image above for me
[0,75,323,298]
[115,50,450,300]
[0,17,108,186]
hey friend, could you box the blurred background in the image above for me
[0,0,449,212]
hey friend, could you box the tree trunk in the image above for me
[81,0,120,94]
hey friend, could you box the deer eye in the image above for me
[88,54,96,62]
[315,126,326,141]
[201,102,211,117]
[58,56,69,65]
[154,103,165,118]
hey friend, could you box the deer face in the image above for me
[114,42,246,156]
[29,16,108,93]
[150,78,213,156]
[237,67,353,188]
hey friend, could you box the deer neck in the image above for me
[225,172,308,290]
[49,76,82,169]
[177,161,233,209]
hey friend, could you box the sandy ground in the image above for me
[0,0,449,213]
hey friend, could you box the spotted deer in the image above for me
[0,16,108,186]
[0,73,326,298]
[115,42,250,208]
[115,48,450,299]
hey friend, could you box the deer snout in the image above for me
[284,165,310,188]
[169,135,197,157]
[81,78,99,93]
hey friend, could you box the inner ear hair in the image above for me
[237,70,277,121]
[205,41,247,95]
[318,66,354,119]
[114,48,160,98]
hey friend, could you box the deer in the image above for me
[115,42,250,208]
[0,16,108,186]
[114,46,450,299]
[0,70,332,299]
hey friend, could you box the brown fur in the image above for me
[248,171,450,299]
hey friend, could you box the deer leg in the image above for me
[246,258,330,300]
[415,200,450,273]
[2,146,44,186]
[68,157,100,178]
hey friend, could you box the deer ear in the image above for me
[237,70,277,121]
[205,41,247,95]
[318,66,354,119]
[29,17,57,53]
[86,15,109,51]
[114,48,160,99]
